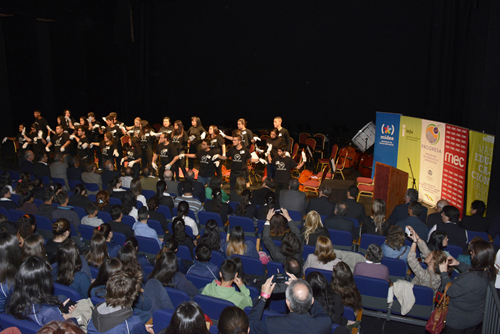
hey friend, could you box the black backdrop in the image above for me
[1,0,500,217]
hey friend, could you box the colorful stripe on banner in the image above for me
[441,124,468,218]
[397,116,422,190]
[466,131,494,216]
[419,119,446,206]
[373,112,401,177]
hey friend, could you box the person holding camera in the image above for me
[248,274,346,334]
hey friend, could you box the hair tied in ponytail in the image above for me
[233,327,242,334]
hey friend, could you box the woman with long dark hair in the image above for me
[137,120,155,170]
[235,189,258,219]
[121,190,138,218]
[441,237,497,333]
[331,262,362,312]
[95,190,112,212]
[204,188,232,224]
[84,234,110,268]
[257,191,278,220]
[147,251,197,298]
[223,226,259,259]
[88,258,123,298]
[53,239,91,299]
[130,178,147,207]
[45,218,71,263]
[306,271,348,326]
[0,233,21,312]
[161,301,210,334]
[197,219,223,252]
[122,138,142,179]
[6,256,74,325]
[176,201,199,238]
[186,116,206,171]
[68,184,91,209]
[93,223,121,258]
[218,306,249,334]
[172,217,196,254]
[207,125,225,177]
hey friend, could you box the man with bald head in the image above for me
[426,199,449,229]
[249,275,347,334]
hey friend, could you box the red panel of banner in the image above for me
[441,124,468,217]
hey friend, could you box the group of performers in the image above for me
[4,110,307,190]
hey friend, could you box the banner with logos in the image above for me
[373,112,401,177]
[419,120,446,206]
[441,124,468,217]
[466,131,495,216]
[397,116,422,189]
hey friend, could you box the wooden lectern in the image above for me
[373,162,408,217]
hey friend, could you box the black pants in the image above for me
[274,182,288,206]
[141,146,153,170]
[444,324,482,334]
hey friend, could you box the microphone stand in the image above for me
[408,158,417,189]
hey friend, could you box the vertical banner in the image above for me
[419,120,446,206]
[441,125,468,217]
[373,112,401,177]
[466,131,495,215]
[397,116,422,189]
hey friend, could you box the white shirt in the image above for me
[495,249,500,289]
[137,194,147,207]
[182,215,199,236]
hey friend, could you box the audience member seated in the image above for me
[33,153,51,179]
[81,161,102,195]
[171,217,196,254]
[108,204,134,239]
[344,186,368,225]
[252,178,274,207]
[426,199,448,230]
[17,215,34,247]
[148,251,198,299]
[140,167,158,192]
[330,262,362,313]
[257,191,279,221]
[84,234,110,269]
[235,189,258,219]
[17,190,37,215]
[406,226,447,293]
[324,202,359,242]
[147,196,169,232]
[201,259,252,310]
[120,167,134,189]
[303,236,342,272]
[163,169,179,197]
[122,190,138,218]
[88,258,122,298]
[0,233,21,312]
[306,271,348,326]
[133,206,163,248]
[229,177,247,203]
[94,223,120,258]
[52,239,91,299]
[157,302,210,334]
[108,177,126,202]
[249,276,335,334]
[130,178,147,207]
[32,177,45,200]
[0,186,17,211]
[117,244,153,323]
[353,243,389,282]
[460,200,490,233]
[38,320,85,334]
[204,188,233,224]
[428,205,468,252]
[96,190,112,213]
[174,182,204,221]
[81,202,104,227]
[187,245,220,280]
[87,271,149,334]
[266,208,291,241]
[176,200,199,237]
[388,188,428,225]
[381,226,410,266]
[68,184,91,209]
[395,201,428,243]
[218,306,249,334]
[155,180,174,211]
[279,178,308,217]
[197,219,224,253]
[6,256,74,326]
[38,189,57,218]
[67,158,82,184]
[362,198,390,236]
[100,160,120,193]
[300,210,330,246]
[52,191,81,241]
[45,218,71,263]
[306,186,335,217]
[179,170,205,202]
[427,230,450,256]
[15,172,33,195]
[262,209,303,265]
[49,154,69,190]
[20,150,35,175]
[21,234,47,262]
[205,176,228,203]
[223,225,259,259]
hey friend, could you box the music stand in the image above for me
[352,121,376,152]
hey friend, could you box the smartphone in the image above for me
[405,227,412,237]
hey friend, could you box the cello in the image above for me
[358,152,374,178]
